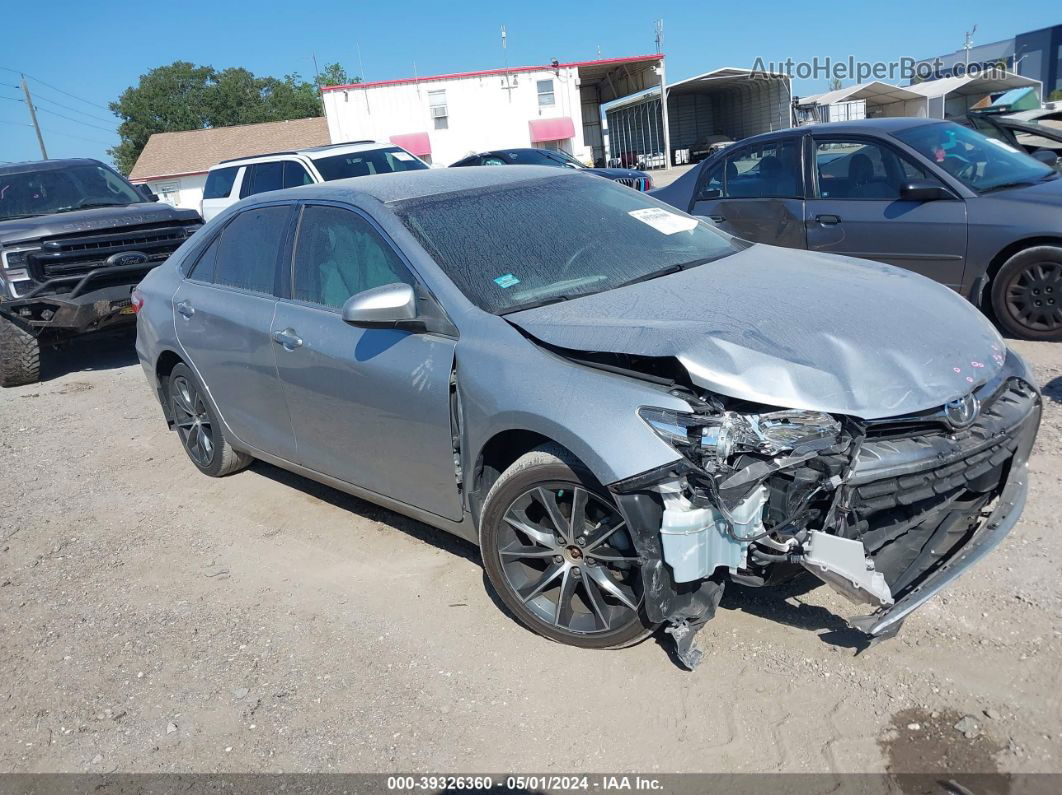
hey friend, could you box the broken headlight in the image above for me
[639,406,841,468]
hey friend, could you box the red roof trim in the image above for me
[322,54,663,93]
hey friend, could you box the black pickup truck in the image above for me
[0,158,202,386]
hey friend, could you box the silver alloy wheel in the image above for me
[170,375,215,467]
[498,483,643,635]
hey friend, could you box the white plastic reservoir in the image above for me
[660,485,767,582]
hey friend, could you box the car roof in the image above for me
[0,157,106,176]
[214,141,398,168]
[239,164,574,206]
[732,117,948,147]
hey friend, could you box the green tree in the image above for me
[1049,88,1062,102]
[109,61,215,174]
[109,62,324,174]
[316,62,360,87]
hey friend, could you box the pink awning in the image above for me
[389,132,432,156]
[528,117,576,143]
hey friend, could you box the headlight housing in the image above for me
[639,406,841,469]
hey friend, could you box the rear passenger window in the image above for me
[283,161,314,189]
[246,161,284,196]
[292,205,412,309]
[203,167,239,199]
[720,140,802,199]
[212,206,290,294]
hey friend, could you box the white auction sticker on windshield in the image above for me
[392,151,415,161]
[628,207,698,234]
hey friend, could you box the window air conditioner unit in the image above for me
[430,105,448,119]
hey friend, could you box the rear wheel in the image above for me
[991,246,1062,341]
[167,363,251,477]
[0,316,41,387]
[480,446,656,649]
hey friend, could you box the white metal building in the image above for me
[321,55,664,167]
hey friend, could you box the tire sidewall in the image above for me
[991,246,1062,342]
[167,363,227,477]
[480,455,654,650]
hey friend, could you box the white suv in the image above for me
[200,141,429,221]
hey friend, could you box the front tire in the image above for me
[167,363,251,477]
[990,246,1062,341]
[0,316,41,387]
[480,445,656,649]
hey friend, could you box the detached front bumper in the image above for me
[1,279,146,335]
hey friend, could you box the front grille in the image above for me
[27,223,195,283]
[613,176,650,191]
[846,378,1038,592]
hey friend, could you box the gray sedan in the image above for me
[134,166,1040,667]
[652,118,1062,341]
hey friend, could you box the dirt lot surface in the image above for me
[1,331,1061,775]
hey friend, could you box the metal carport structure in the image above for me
[905,72,1043,119]
[795,81,928,124]
[601,66,791,169]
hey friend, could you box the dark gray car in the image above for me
[651,118,1062,341]
[450,147,653,191]
[134,166,1040,667]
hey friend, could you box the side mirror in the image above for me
[135,184,159,202]
[900,180,951,201]
[1031,149,1060,167]
[341,283,418,329]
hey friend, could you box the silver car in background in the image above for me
[134,166,1041,667]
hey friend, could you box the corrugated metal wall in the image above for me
[604,96,664,167]
[667,78,790,153]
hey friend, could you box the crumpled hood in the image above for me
[506,244,1006,420]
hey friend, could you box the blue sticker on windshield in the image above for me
[494,273,520,288]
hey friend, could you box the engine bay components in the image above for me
[658,481,767,582]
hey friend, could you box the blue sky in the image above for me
[3,0,1059,166]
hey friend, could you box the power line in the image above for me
[34,105,116,134]
[0,66,111,111]
[0,93,24,103]
[0,117,112,147]
[30,91,117,126]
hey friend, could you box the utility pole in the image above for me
[20,74,47,160]
[964,25,978,68]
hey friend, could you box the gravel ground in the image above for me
[1,331,1060,774]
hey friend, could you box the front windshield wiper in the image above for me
[615,256,720,289]
[498,295,573,315]
[54,201,130,213]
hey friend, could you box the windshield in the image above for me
[0,163,142,221]
[394,174,740,314]
[893,121,1054,193]
[499,149,582,168]
[313,147,429,181]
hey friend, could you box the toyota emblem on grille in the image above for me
[943,393,980,430]
[106,251,149,267]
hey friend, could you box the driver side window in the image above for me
[292,205,413,310]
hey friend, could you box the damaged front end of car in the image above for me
[607,352,1041,669]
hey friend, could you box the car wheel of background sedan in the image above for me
[167,363,251,477]
[991,245,1062,341]
[480,445,656,649]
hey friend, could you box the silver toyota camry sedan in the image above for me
[134,165,1041,668]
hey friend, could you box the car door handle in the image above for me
[815,214,842,226]
[271,328,303,350]
[176,300,195,318]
